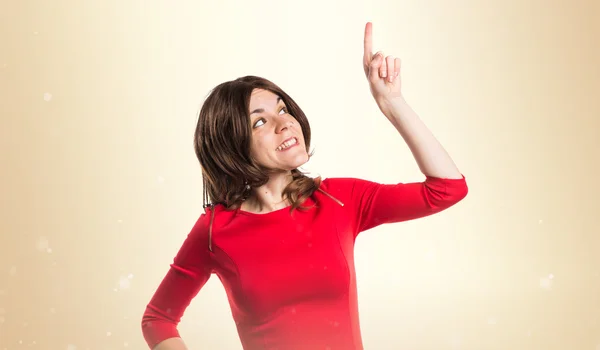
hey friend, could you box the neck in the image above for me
[242,171,294,214]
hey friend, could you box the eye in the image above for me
[252,107,288,128]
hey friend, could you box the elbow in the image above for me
[140,315,154,335]
[141,316,158,349]
[446,179,468,206]
[426,177,469,210]
[455,180,469,202]
[444,174,469,204]
[141,310,181,349]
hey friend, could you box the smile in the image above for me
[276,137,298,151]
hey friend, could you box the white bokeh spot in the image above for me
[117,274,134,290]
[540,274,554,290]
[37,237,50,252]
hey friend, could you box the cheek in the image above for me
[249,136,271,158]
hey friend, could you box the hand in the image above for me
[363,22,403,104]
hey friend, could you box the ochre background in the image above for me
[1,0,599,349]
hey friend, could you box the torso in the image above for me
[207,193,363,350]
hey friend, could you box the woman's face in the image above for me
[247,88,309,172]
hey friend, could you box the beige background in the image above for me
[1,0,599,349]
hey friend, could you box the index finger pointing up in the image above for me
[363,22,373,63]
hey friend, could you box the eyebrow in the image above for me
[249,96,283,115]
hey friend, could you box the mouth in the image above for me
[276,137,299,151]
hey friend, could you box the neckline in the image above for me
[235,204,292,217]
[235,196,315,217]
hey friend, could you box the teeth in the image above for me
[276,138,297,151]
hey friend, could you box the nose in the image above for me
[275,117,293,134]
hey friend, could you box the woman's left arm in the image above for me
[362,22,462,180]
[377,96,463,179]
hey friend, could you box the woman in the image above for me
[141,22,468,350]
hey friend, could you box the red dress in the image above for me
[142,175,468,349]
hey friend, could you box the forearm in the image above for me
[152,337,188,350]
[377,96,462,179]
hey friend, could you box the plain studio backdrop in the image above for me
[1,0,599,349]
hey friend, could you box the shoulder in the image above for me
[320,177,379,194]
[179,204,239,255]
[317,177,377,205]
[180,204,235,243]
[197,204,238,231]
[320,177,362,190]
[319,177,355,197]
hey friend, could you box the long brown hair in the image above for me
[194,76,321,212]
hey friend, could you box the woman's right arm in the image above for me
[141,212,214,349]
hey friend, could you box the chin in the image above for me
[295,152,310,166]
[281,153,309,171]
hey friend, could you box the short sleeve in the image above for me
[141,213,214,348]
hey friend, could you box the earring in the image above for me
[244,180,250,191]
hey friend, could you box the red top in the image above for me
[141,175,468,349]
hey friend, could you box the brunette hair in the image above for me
[194,76,321,212]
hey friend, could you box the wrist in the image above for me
[376,95,407,118]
